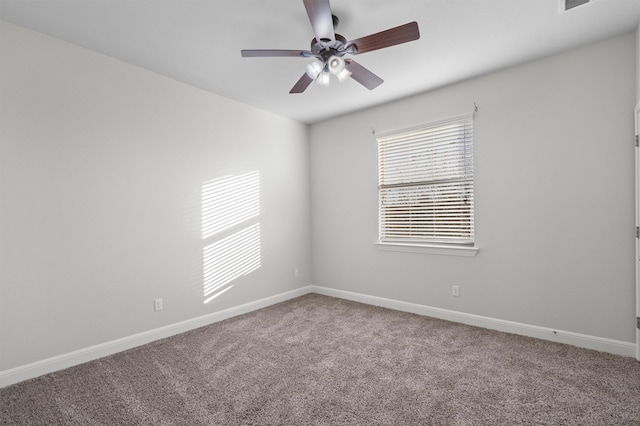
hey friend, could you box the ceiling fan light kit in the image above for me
[240,0,420,94]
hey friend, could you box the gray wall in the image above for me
[0,22,311,371]
[310,33,637,343]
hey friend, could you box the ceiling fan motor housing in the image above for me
[310,33,348,58]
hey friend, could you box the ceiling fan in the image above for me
[241,0,420,94]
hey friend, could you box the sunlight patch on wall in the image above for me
[203,223,261,303]
[201,171,261,304]
[201,171,260,239]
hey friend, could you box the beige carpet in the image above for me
[2,294,639,425]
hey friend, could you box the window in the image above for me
[377,114,474,247]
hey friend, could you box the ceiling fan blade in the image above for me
[303,0,335,43]
[348,21,420,55]
[241,49,313,58]
[290,73,315,94]
[345,60,384,90]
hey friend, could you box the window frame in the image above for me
[375,114,478,256]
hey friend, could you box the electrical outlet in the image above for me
[294,269,299,278]
[154,298,163,311]
[451,285,460,297]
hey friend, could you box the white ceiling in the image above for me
[1,0,639,124]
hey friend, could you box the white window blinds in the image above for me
[377,114,474,244]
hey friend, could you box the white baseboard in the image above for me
[0,286,313,388]
[311,285,636,358]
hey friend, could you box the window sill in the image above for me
[375,242,479,257]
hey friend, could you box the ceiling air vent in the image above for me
[559,0,592,13]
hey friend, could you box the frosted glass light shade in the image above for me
[316,71,330,87]
[306,60,324,79]
[327,55,346,75]
[336,68,351,82]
